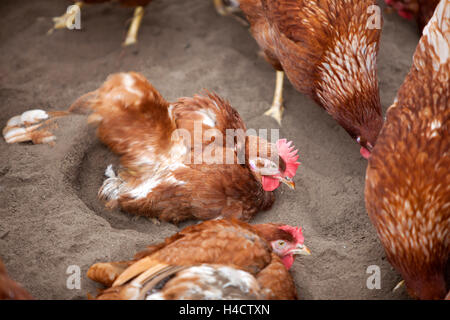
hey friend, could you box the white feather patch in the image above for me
[122,73,144,97]
[197,109,216,127]
[20,109,48,124]
[6,115,22,127]
[422,0,449,70]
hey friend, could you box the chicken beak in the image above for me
[289,244,311,256]
[277,176,295,190]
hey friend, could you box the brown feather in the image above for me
[88,219,298,300]
[365,1,449,299]
[240,0,384,148]
[71,72,277,223]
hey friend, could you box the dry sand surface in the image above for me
[0,0,421,299]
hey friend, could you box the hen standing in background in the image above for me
[0,259,33,300]
[50,0,152,46]
[223,0,383,159]
[87,218,310,299]
[365,0,449,300]
[385,0,441,31]
[3,72,300,224]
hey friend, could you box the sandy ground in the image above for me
[0,0,421,299]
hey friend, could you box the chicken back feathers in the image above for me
[365,0,449,300]
[87,219,301,300]
[240,0,384,153]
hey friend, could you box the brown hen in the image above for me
[87,218,310,299]
[235,0,384,158]
[3,72,300,224]
[365,0,449,300]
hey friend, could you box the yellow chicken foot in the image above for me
[264,70,285,126]
[48,1,83,34]
[123,6,145,47]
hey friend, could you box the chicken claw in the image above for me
[264,70,285,126]
[48,1,83,34]
[2,109,68,145]
[123,6,145,47]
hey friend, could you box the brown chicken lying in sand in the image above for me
[3,72,300,224]
[365,0,449,300]
[50,0,152,46]
[385,0,440,31]
[87,219,310,299]
[0,259,33,300]
[219,0,384,159]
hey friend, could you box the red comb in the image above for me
[276,139,300,178]
[279,225,304,244]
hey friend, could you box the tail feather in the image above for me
[77,72,177,157]
[89,257,181,300]
[67,91,98,115]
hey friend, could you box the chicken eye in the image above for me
[260,159,271,168]
[277,241,286,247]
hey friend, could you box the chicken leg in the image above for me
[123,6,145,46]
[48,1,83,34]
[264,70,285,126]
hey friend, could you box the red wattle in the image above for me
[281,255,294,270]
[262,176,280,191]
[360,147,371,159]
